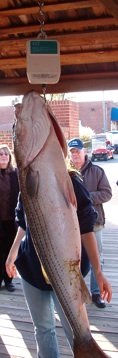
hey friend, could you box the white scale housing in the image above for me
[26,39,61,84]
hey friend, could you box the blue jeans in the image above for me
[22,279,73,358]
[90,228,104,294]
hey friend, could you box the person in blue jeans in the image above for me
[68,138,112,308]
[0,144,19,292]
[6,172,112,358]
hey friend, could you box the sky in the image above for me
[0,95,23,106]
[65,90,118,103]
[0,90,118,106]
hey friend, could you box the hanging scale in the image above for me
[26,1,61,88]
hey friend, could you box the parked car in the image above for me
[91,134,114,161]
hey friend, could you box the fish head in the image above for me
[13,91,51,169]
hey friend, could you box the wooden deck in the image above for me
[0,223,118,358]
[0,168,118,358]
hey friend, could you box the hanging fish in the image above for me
[13,91,110,358]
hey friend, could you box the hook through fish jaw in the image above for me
[42,83,47,102]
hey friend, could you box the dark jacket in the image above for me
[15,172,97,290]
[9,168,19,218]
[0,167,19,220]
[81,156,112,226]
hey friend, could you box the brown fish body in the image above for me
[14,91,110,358]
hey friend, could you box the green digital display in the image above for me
[30,40,58,55]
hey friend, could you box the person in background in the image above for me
[0,144,19,292]
[68,138,112,308]
[5,181,112,358]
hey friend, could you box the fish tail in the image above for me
[74,337,110,358]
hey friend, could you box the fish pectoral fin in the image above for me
[26,167,39,198]
[56,174,77,208]
[79,272,91,304]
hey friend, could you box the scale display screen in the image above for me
[30,40,58,55]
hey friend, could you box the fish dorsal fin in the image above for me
[47,104,67,158]
[66,175,77,208]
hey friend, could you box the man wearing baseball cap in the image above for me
[68,138,84,150]
[68,137,112,308]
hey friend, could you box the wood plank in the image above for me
[1,49,118,71]
[0,70,118,85]
[0,30,118,51]
[1,76,118,96]
[1,17,118,37]
[100,0,118,18]
[0,1,99,17]
[0,1,117,93]
[0,221,118,357]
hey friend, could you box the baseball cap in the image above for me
[68,138,84,150]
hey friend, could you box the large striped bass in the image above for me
[13,91,110,357]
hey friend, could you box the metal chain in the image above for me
[37,1,47,100]
[37,1,47,39]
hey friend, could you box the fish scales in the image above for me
[14,91,110,358]
[19,169,90,343]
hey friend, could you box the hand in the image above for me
[6,227,25,278]
[95,270,112,303]
[6,250,18,278]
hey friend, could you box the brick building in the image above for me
[0,99,117,149]
[0,106,14,149]
[79,101,113,133]
[50,100,79,139]
[0,100,80,148]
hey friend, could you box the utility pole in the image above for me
[102,91,106,132]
